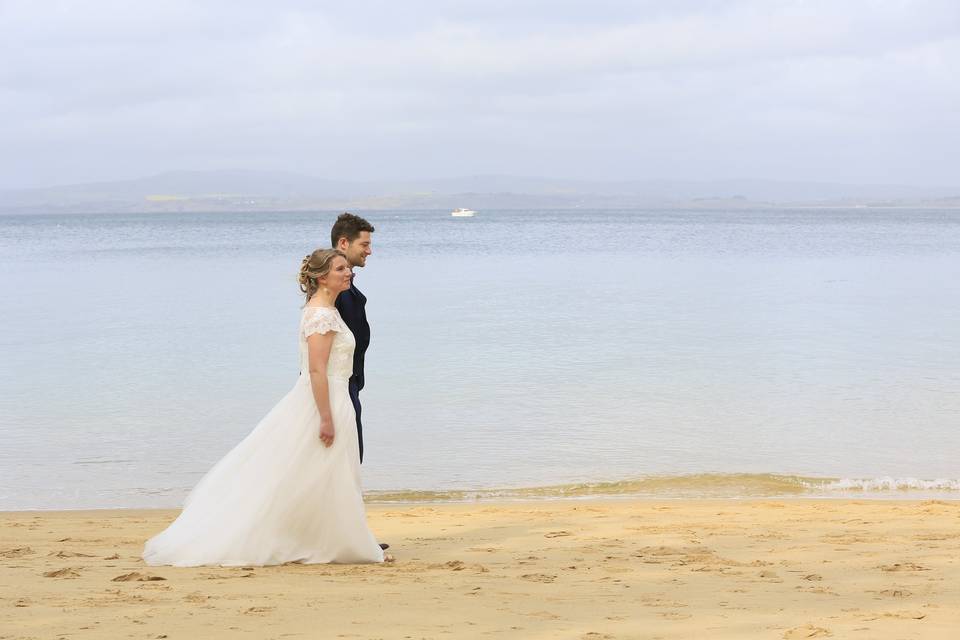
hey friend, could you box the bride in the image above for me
[143,249,386,566]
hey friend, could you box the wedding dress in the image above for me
[142,306,384,566]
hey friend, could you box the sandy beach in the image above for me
[2,499,958,639]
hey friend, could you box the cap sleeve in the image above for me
[302,307,343,338]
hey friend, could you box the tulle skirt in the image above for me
[142,376,383,566]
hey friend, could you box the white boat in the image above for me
[451,208,476,217]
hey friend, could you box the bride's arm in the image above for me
[306,332,336,447]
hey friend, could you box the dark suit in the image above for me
[335,278,370,463]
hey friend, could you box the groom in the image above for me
[331,213,375,463]
[332,213,390,552]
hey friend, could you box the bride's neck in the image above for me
[308,289,338,307]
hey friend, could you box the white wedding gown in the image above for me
[142,306,384,566]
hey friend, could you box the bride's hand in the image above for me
[319,418,335,447]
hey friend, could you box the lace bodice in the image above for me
[299,307,355,381]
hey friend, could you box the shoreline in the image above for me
[4,498,959,638]
[6,471,960,512]
[4,494,960,516]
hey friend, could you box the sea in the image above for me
[1,208,958,510]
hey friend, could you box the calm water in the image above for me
[1,209,959,509]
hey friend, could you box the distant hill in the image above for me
[1,170,958,213]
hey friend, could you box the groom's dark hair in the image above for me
[331,212,375,247]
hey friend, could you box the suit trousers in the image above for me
[348,380,364,463]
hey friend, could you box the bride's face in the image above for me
[321,256,353,294]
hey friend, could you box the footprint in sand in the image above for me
[184,593,211,604]
[50,550,95,558]
[428,560,488,573]
[43,567,81,578]
[544,531,572,538]
[112,572,167,582]
[641,596,688,609]
[201,571,254,579]
[0,547,34,558]
[879,563,929,572]
[860,610,926,621]
[783,624,831,638]
[243,606,276,615]
[876,589,912,598]
[525,610,561,620]
[520,573,556,583]
[658,611,692,620]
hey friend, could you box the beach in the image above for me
[3,499,958,639]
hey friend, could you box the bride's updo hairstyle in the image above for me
[298,249,347,302]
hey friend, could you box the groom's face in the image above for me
[339,231,372,268]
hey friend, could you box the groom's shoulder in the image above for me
[336,287,365,312]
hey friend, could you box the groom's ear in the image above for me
[335,236,349,251]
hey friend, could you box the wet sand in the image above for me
[3,499,959,639]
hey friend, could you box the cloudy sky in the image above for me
[2,0,958,189]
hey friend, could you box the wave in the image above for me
[365,473,960,503]
[807,476,960,493]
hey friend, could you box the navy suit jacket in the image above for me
[335,279,370,391]
[336,279,369,462]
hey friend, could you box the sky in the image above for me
[1,0,959,189]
